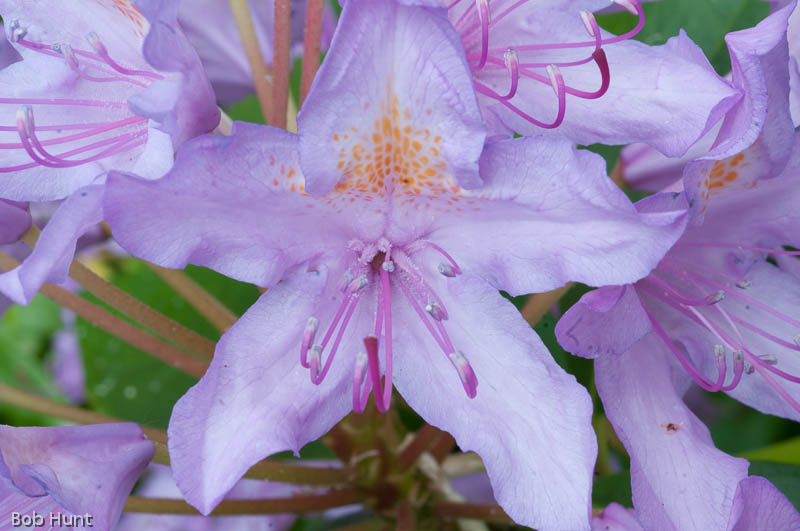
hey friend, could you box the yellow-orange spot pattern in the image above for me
[102,0,147,37]
[327,90,468,214]
[700,151,753,209]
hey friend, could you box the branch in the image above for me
[0,253,208,379]
[148,264,238,333]
[271,0,292,128]
[228,0,273,124]
[300,0,324,104]
[124,488,361,515]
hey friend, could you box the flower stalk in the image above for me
[123,488,362,515]
[0,252,209,378]
[271,0,292,128]
[148,263,238,333]
[228,0,274,124]
[21,224,216,360]
[300,0,325,104]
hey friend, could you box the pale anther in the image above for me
[425,302,446,322]
[705,290,725,305]
[438,262,457,278]
[736,280,752,289]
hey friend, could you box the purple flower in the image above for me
[620,2,796,194]
[556,54,800,531]
[177,0,336,105]
[400,0,740,156]
[0,0,220,305]
[0,0,219,202]
[105,1,687,528]
[0,199,30,314]
[0,423,154,530]
[591,503,643,531]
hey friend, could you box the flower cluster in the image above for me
[1,0,799,529]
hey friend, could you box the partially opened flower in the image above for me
[0,0,219,305]
[105,0,688,528]
[177,0,336,105]
[0,423,154,530]
[400,0,740,156]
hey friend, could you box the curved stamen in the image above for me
[483,0,644,54]
[311,295,361,385]
[59,44,147,86]
[0,116,147,150]
[474,0,490,70]
[449,351,478,398]
[640,300,723,392]
[300,317,319,368]
[474,63,566,128]
[14,107,146,168]
[498,49,519,100]
[85,32,164,80]
[418,241,463,276]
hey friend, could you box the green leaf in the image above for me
[741,436,800,466]
[598,0,770,74]
[593,471,633,508]
[749,461,800,510]
[0,295,65,426]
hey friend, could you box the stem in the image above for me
[300,0,324,104]
[148,264,238,333]
[0,383,167,444]
[22,224,216,360]
[397,425,440,470]
[271,0,291,128]
[214,108,234,136]
[123,488,361,514]
[228,0,273,124]
[69,260,216,360]
[396,501,416,530]
[432,502,514,524]
[0,252,208,378]
[429,432,456,462]
[521,283,573,326]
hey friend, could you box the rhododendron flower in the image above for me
[178,0,336,104]
[104,1,687,528]
[0,0,219,305]
[555,8,800,527]
[400,0,740,156]
[619,2,795,194]
[0,0,218,198]
[0,423,153,530]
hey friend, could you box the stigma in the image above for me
[299,238,478,414]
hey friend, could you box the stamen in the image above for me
[86,32,163,80]
[425,302,446,321]
[498,49,520,100]
[705,290,725,305]
[438,263,458,278]
[9,20,26,43]
[308,345,322,380]
[422,241,462,275]
[736,280,752,289]
[448,351,478,398]
[475,0,490,70]
[352,352,370,413]
[580,11,597,38]
[613,0,639,15]
[300,317,319,368]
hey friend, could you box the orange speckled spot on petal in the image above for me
[327,84,463,208]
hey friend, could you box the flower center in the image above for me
[300,238,478,414]
[638,243,800,414]
[447,0,644,130]
[0,21,162,172]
